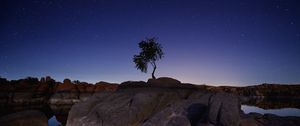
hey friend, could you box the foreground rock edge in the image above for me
[66,81,240,126]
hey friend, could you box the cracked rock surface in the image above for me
[66,78,240,126]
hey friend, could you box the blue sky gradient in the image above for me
[1,0,300,85]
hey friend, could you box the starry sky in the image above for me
[1,0,300,85]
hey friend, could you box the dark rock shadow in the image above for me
[187,103,207,126]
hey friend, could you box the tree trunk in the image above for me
[152,63,157,79]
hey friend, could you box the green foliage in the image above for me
[133,37,164,79]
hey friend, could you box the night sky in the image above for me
[1,0,300,85]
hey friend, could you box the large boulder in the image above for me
[0,110,48,126]
[66,90,185,126]
[207,93,240,126]
[142,99,209,126]
[147,77,181,87]
[143,92,240,126]
[66,86,240,126]
[118,81,148,89]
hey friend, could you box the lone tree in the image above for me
[133,37,164,79]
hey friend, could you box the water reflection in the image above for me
[49,105,73,125]
[242,105,300,117]
[241,97,300,117]
[242,97,300,109]
[48,116,62,126]
[0,104,72,126]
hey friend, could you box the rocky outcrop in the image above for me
[240,112,300,126]
[94,81,119,92]
[66,78,240,126]
[0,76,57,113]
[0,110,48,126]
[197,83,300,109]
[143,92,240,126]
[147,77,181,87]
[49,79,80,105]
[118,81,148,89]
[2,76,299,108]
[0,76,119,107]
[76,83,95,101]
[1,77,300,126]
[0,76,119,126]
[206,84,300,98]
[49,79,118,105]
[207,93,240,126]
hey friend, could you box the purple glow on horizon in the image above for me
[1,0,300,85]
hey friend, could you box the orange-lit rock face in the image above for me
[85,84,95,92]
[53,80,118,93]
[35,83,49,92]
[49,79,119,105]
[55,79,77,92]
[75,83,93,92]
[76,84,87,93]
[94,81,118,92]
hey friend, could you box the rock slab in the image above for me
[66,78,240,126]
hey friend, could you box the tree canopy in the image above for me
[133,37,164,79]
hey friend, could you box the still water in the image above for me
[48,116,62,126]
[241,105,300,117]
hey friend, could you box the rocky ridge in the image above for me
[1,76,300,126]
[65,77,300,126]
[66,77,240,126]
